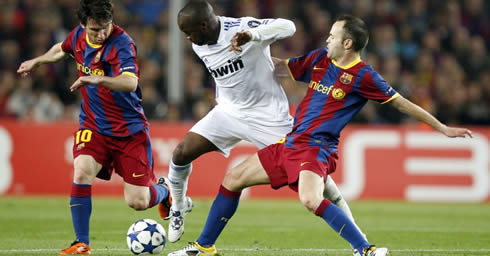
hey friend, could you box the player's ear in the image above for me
[80,22,86,29]
[199,21,208,32]
[343,38,353,50]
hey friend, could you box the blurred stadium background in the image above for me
[0,0,490,255]
[1,0,489,123]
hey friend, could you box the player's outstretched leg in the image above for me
[167,161,194,242]
[324,175,367,256]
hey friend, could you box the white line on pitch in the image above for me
[1,248,490,253]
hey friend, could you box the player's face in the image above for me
[83,19,112,45]
[178,17,207,45]
[326,21,346,60]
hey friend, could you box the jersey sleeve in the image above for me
[241,17,295,44]
[113,36,139,78]
[286,48,326,83]
[61,26,81,55]
[359,67,399,104]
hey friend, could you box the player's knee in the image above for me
[73,165,93,184]
[223,169,246,192]
[298,193,320,212]
[172,142,191,165]
[126,197,148,211]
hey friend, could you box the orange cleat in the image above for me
[157,177,173,219]
[59,241,91,255]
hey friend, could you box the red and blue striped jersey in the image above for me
[61,24,147,137]
[285,48,399,157]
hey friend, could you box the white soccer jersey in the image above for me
[191,16,296,124]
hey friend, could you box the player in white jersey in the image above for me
[167,2,366,254]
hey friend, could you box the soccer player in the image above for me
[16,0,173,254]
[168,0,365,250]
[168,14,473,256]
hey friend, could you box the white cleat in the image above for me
[167,241,217,256]
[363,246,389,256]
[167,196,194,243]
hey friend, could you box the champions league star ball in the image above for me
[127,219,166,255]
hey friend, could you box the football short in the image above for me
[190,106,293,157]
[72,128,155,186]
[257,143,338,192]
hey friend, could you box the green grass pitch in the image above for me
[1,196,489,255]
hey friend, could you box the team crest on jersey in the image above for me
[248,20,261,28]
[339,72,353,85]
[332,88,346,100]
[94,51,102,63]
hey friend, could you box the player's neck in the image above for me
[208,16,220,44]
[334,52,360,68]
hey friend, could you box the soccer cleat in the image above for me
[167,241,217,256]
[362,245,389,256]
[353,248,361,256]
[157,177,173,219]
[168,196,194,243]
[59,240,91,255]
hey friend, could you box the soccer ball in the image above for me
[127,219,166,255]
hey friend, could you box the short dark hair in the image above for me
[178,0,215,25]
[335,14,369,52]
[77,0,113,25]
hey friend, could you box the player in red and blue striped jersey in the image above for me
[17,0,172,254]
[168,14,472,256]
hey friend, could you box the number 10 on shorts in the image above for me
[76,130,93,144]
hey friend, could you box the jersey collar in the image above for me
[332,57,361,69]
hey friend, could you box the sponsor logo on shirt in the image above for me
[208,56,244,78]
[332,88,346,100]
[77,62,104,76]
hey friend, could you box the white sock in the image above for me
[323,175,367,241]
[168,160,192,211]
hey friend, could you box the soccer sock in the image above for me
[315,199,370,254]
[197,185,241,246]
[323,176,366,240]
[168,160,192,210]
[70,183,92,245]
[148,184,169,208]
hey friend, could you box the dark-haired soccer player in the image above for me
[168,14,472,256]
[169,2,367,253]
[17,0,174,254]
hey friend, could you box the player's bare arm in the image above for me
[389,95,473,138]
[70,73,138,92]
[271,57,290,77]
[16,42,68,77]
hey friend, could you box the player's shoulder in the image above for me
[69,25,85,39]
[109,25,136,46]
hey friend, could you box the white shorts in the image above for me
[190,106,293,157]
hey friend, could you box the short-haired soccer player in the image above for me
[17,0,174,254]
[168,3,367,255]
[168,14,472,256]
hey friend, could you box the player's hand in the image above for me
[442,126,473,138]
[70,76,102,92]
[229,31,252,53]
[17,59,39,77]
